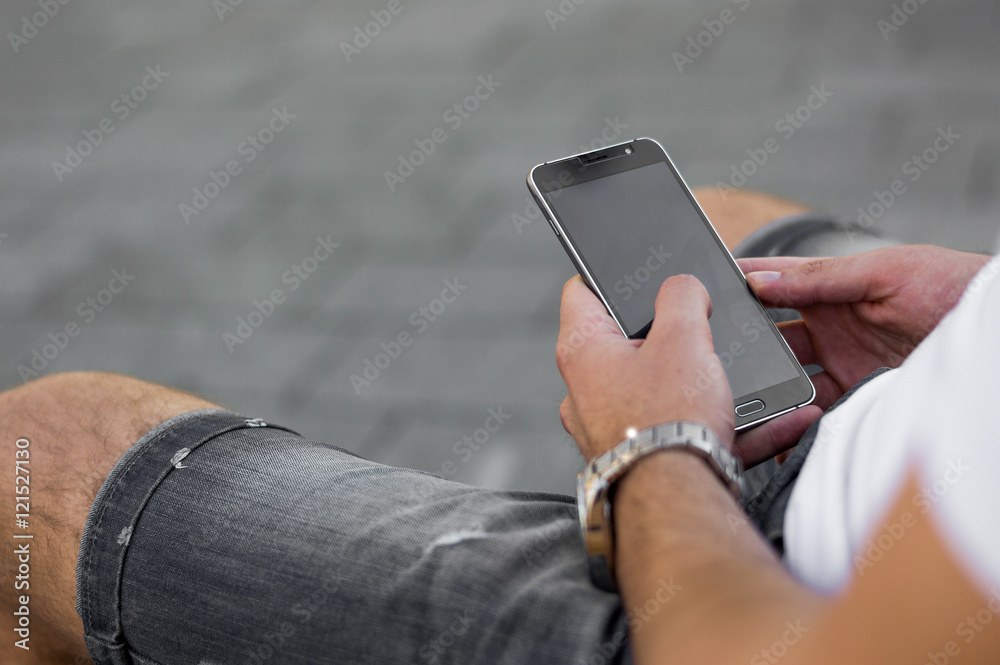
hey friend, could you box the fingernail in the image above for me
[747,271,781,284]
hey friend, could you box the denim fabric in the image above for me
[77,410,634,665]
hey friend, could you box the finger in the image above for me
[645,274,713,353]
[559,275,607,327]
[774,319,817,366]
[745,252,897,309]
[736,256,821,275]
[557,275,626,358]
[807,370,844,411]
[734,405,822,468]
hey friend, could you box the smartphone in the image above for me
[527,137,814,430]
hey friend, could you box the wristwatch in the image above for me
[576,421,746,592]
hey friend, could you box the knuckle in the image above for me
[559,398,574,433]
[798,257,837,277]
[798,260,825,275]
[554,339,573,372]
[662,273,702,296]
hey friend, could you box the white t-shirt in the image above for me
[783,254,1000,595]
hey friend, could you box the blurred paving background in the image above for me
[1,0,998,496]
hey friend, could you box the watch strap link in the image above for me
[577,421,746,592]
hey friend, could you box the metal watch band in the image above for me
[576,421,746,592]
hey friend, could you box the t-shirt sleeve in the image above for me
[913,257,1000,594]
[783,256,1000,595]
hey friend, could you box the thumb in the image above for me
[645,274,714,353]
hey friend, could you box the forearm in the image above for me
[614,451,826,664]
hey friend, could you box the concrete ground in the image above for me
[2,0,998,496]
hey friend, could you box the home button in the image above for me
[735,400,765,417]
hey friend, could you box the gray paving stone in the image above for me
[2,0,998,494]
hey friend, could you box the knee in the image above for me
[0,371,220,520]
[0,372,220,664]
[0,371,220,462]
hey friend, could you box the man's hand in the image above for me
[557,247,1000,665]
[557,274,821,466]
[740,245,991,409]
[557,274,732,459]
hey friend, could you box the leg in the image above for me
[4,373,634,665]
[0,372,220,665]
[77,412,631,664]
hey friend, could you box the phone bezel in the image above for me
[527,137,815,430]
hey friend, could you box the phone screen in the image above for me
[542,160,802,401]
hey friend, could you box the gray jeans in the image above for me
[76,215,898,665]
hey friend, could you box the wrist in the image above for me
[613,451,719,574]
[616,448,713,507]
[588,418,733,462]
[576,422,744,591]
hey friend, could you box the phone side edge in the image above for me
[527,162,632,338]
[653,140,819,429]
